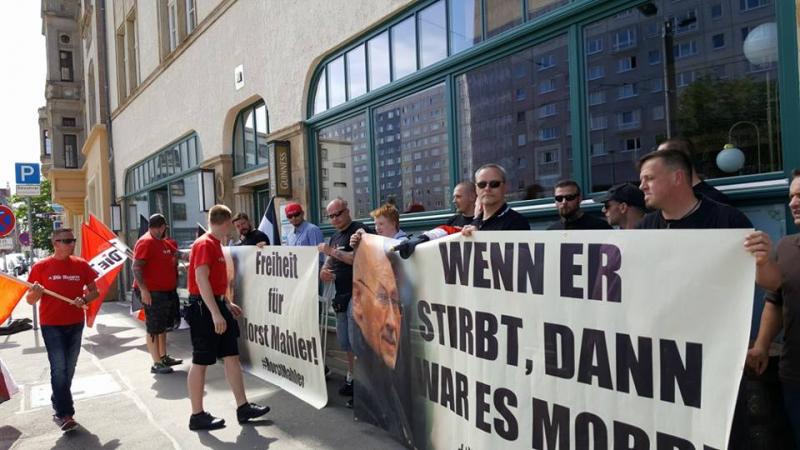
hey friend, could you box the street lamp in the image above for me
[743,22,778,172]
[719,121,761,173]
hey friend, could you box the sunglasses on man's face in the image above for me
[554,194,579,203]
[55,238,77,244]
[287,212,301,219]
[476,180,503,189]
[327,209,346,220]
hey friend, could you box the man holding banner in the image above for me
[186,205,269,431]
[26,228,99,432]
[133,214,182,375]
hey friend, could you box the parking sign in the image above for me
[15,163,41,197]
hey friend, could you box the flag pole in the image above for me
[0,272,86,309]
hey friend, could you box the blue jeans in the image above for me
[41,323,83,418]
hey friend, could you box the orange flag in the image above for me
[81,214,131,327]
[0,275,30,325]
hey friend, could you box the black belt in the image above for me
[188,295,225,303]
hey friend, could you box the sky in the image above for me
[0,2,46,191]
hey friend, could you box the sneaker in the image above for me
[150,361,174,374]
[236,402,270,423]
[338,380,353,397]
[189,411,226,431]
[53,415,78,432]
[161,354,183,366]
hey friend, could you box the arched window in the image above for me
[233,101,269,174]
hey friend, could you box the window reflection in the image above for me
[374,84,449,213]
[391,17,417,80]
[243,109,256,167]
[585,1,781,192]
[449,0,482,54]
[314,68,327,114]
[418,1,447,68]
[457,34,570,200]
[485,0,522,38]
[347,45,367,99]
[368,32,390,90]
[328,56,346,108]
[255,104,268,162]
[528,0,569,20]
[317,114,371,221]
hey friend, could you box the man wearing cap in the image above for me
[594,183,647,230]
[286,202,324,265]
[133,214,182,375]
[232,212,269,246]
[547,179,612,230]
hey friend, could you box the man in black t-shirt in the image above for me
[462,164,530,234]
[547,179,612,230]
[445,181,476,227]
[232,213,270,246]
[318,197,372,405]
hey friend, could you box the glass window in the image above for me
[584,1,781,193]
[457,34,570,200]
[368,32,390,90]
[314,68,327,114]
[169,173,206,250]
[347,45,367,99]
[391,17,417,80]
[374,84,449,212]
[418,1,447,69]
[317,114,371,221]
[486,0,522,38]
[710,4,722,18]
[528,0,568,20]
[243,109,256,167]
[328,56,346,108]
[449,0,482,54]
[255,103,269,162]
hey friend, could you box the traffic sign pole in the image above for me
[27,197,38,330]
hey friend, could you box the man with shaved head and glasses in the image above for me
[461,163,530,235]
[26,228,99,432]
[547,179,612,230]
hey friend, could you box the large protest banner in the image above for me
[352,231,755,449]
[230,246,327,409]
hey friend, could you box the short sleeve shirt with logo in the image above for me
[27,256,98,326]
[133,233,178,292]
[188,233,228,296]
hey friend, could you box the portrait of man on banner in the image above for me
[352,233,420,447]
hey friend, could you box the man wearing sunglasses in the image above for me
[547,179,612,230]
[285,202,324,266]
[318,197,373,406]
[462,164,530,234]
[593,183,647,230]
[26,228,99,432]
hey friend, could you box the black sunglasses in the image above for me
[476,180,503,189]
[55,238,77,244]
[555,194,579,203]
[327,209,346,220]
[286,212,301,219]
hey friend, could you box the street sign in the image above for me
[15,163,41,185]
[16,184,41,197]
[0,205,15,238]
[0,238,12,251]
[19,232,30,247]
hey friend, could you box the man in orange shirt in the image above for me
[133,214,182,374]
[26,228,99,432]
[186,205,269,430]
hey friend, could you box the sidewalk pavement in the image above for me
[0,300,405,450]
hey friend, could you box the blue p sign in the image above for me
[15,163,41,185]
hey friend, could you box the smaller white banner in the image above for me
[15,185,40,197]
[231,246,327,409]
[0,238,13,251]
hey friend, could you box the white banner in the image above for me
[230,246,327,409]
[352,230,755,449]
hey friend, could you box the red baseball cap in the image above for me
[285,203,303,216]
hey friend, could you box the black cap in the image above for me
[593,183,645,209]
[148,213,167,228]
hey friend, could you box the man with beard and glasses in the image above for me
[547,179,612,230]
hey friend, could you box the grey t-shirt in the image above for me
[765,234,800,384]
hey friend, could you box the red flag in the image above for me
[0,275,29,325]
[81,214,130,327]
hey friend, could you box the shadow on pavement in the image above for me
[196,425,277,449]
[0,426,22,450]
[149,370,190,400]
[53,426,121,449]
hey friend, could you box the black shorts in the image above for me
[186,296,240,365]
[136,289,179,336]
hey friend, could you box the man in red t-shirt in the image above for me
[186,205,270,431]
[133,214,182,375]
[26,228,99,432]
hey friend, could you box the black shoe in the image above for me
[151,362,174,374]
[189,411,226,431]
[338,381,353,397]
[237,402,270,423]
[161,354,183,366]
[346,398,353,409]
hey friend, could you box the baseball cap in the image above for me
[593,183,645,209]
[285,203,303,217]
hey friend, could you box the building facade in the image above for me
[39,0,800,295]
